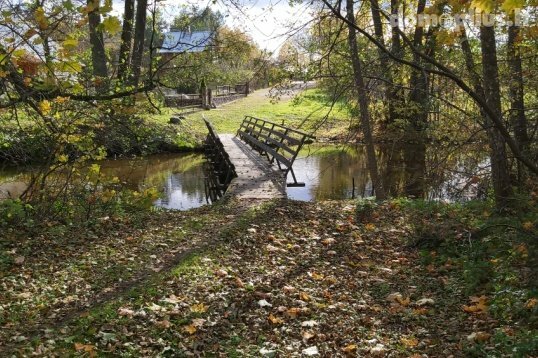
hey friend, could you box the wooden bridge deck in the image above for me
[219,134,286,199]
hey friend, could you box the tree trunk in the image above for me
[507,23,530,183]
[130,0,148,87]
[372,0,402,195]
[480,25,513,209]
[346,0,386,200]
[118,0,135,82]
[402,0,428,198]
[87,0,108,92]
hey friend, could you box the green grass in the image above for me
[148,88,352,139]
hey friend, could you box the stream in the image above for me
[0,145,487,210]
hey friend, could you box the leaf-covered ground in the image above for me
[1,199,536,356]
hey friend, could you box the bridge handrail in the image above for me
[236,115,315,186]
[240,115,315,140]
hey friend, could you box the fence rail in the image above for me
[164,83,250,109]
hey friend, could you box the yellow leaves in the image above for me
[39,100,51,115]
[88,163,101,176]
[400,336,419,348]
[57,60,82,74]
[463,295,488,313]
[342,344,357,353]
[62,37,79,50]
[101,16,122,35]
[12,49,27,59]
[183,324,197,334]
[471,0,496,13]
[501,0,525,14]
[309,271,324,281]
[364,223,376,231]
[54,96,70,104]
[522,221,534,231]
[268,313,284,324]
[84,0,99,14]
[190,303,208,313]
[412,307,429,315]
[397,296,410,306]
[285,307,302,318]
[74,343,96,357]
[525,298,537,309]
[387,292,410,307]
[0,70,8,78]
[299,292,311,301]
[34,7,49,30]
[436,30,458,46]
[58,154,69,163]
[101,0,114,13]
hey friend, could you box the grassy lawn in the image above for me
[148,88,352,140]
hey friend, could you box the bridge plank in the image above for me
[219,134,286,199]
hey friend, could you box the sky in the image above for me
[114,0,314,55]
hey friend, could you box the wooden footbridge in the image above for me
[203,116,315,201]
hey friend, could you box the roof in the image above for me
[159,30,213,54]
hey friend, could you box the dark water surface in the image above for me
[0,145,484,210]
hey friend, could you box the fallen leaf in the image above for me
[467,331,491,343]
[370,344,386,356]
[415,298,435,306]
[258,299,272,308]
[155,320,171,329]
[74,343,96,356]
[183,325,197,334]
[400,336,419,347]
[286,307,301,318]
[522,221,534,231]
[364,223,376,231]
[525,298,537,309]
[412,308,429,315]
[303,331,316,341]
[300,292,311,301]
[342,344,357,353]
[302,346,319,356]
[301,320,318,327]
[235,277,245,288]
[268,313,283,324]
[190,303,208,313]
[191,318,206,327]
[260,347,276,357]
[117,307,134,317]
[310,272,324,280]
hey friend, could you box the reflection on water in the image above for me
[287,147,373,201]
[0,153,209,210]
[98,153,208,210]
[1,145,487,209]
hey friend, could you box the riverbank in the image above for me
[1,197,536,356]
